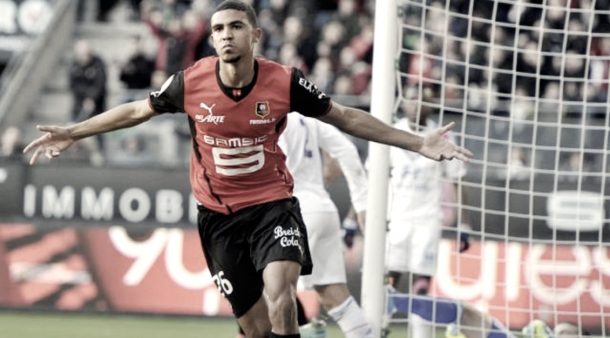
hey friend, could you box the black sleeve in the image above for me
[289,68,332,117]
[148,71,186,114]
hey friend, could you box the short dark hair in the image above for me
[213,0,258,28]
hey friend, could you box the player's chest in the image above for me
[186,96,289,134]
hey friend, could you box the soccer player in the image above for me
[22,1,473,337]
[279,114,372,338]
[237,114,371,338]
[389,285,588,338]
[384,86,471,338]
[389,292,516,338]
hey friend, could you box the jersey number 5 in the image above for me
[212,145,265,176]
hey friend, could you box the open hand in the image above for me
[22,125,76,165]
[420,122,473,162]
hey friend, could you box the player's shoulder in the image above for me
[186,56,218,72]
[256,57,294,75]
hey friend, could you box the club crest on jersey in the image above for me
[255,101,271,118]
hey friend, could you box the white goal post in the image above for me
[361,0,397,337]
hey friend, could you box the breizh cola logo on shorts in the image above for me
[273,226,302,251]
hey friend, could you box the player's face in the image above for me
[210,9,261,64]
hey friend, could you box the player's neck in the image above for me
[218,58,255,88]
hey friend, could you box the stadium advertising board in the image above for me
[0,222,320,318]
[0,223,607,332]
[2,164,609,242]
[1,165,196,227]
[430,240,610,332]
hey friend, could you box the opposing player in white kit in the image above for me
[385,87,470,338]
[279,114,373,338]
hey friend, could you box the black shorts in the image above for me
[197,198,313,318]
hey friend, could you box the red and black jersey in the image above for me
[148,56,332,214]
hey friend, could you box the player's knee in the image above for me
[266,290,297,322]
[242,326,271,338]
[239,316,272,338]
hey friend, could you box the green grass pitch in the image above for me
[0,310,413,338]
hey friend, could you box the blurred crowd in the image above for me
[76,0,610,118]
[79,0,377,99]
[396,0,610,118]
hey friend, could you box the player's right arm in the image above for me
[23,99,157,164]
[24,70,185,165]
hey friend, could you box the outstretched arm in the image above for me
[317,102,473,162]
[23,99,157,164]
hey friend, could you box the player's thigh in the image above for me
[386,220,414,272]
[386,220,441,274]
[197,208,263,318]
[250,198,313,275]
[301,210,341,251]
[262,260,302,300]
[407,222,442,276]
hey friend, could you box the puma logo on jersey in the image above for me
[200,102,216,113]
[197,102,225,124]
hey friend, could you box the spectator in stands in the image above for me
[119,36,156,103]
[328,0,362,44]
[559,151,594,182]
[69,39,108,155]
[97,0,122,22]
[333,73,356,96]
[277,42,307,73]
[347,18,374,64]
[143,2,207,76]
[69,39,108,123]
[255,7,283,60]
[0,126,24,161]
[281,15,318,71]
[588,39,609,118]
[308,56,335,94]
[127,0,145,21]
[318,20,348,66]
[498,146,531,181]
[337,46,370,96]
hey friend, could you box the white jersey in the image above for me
[279,114,368,214]
[388,118,466,223]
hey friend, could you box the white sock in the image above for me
[327,296,373,338]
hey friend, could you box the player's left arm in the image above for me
[318,102,472,162]
[289,68,472,162]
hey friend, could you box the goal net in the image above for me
[385,0,610,336]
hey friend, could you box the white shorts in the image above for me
[299,210,347,289]
[385,219,441,276]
